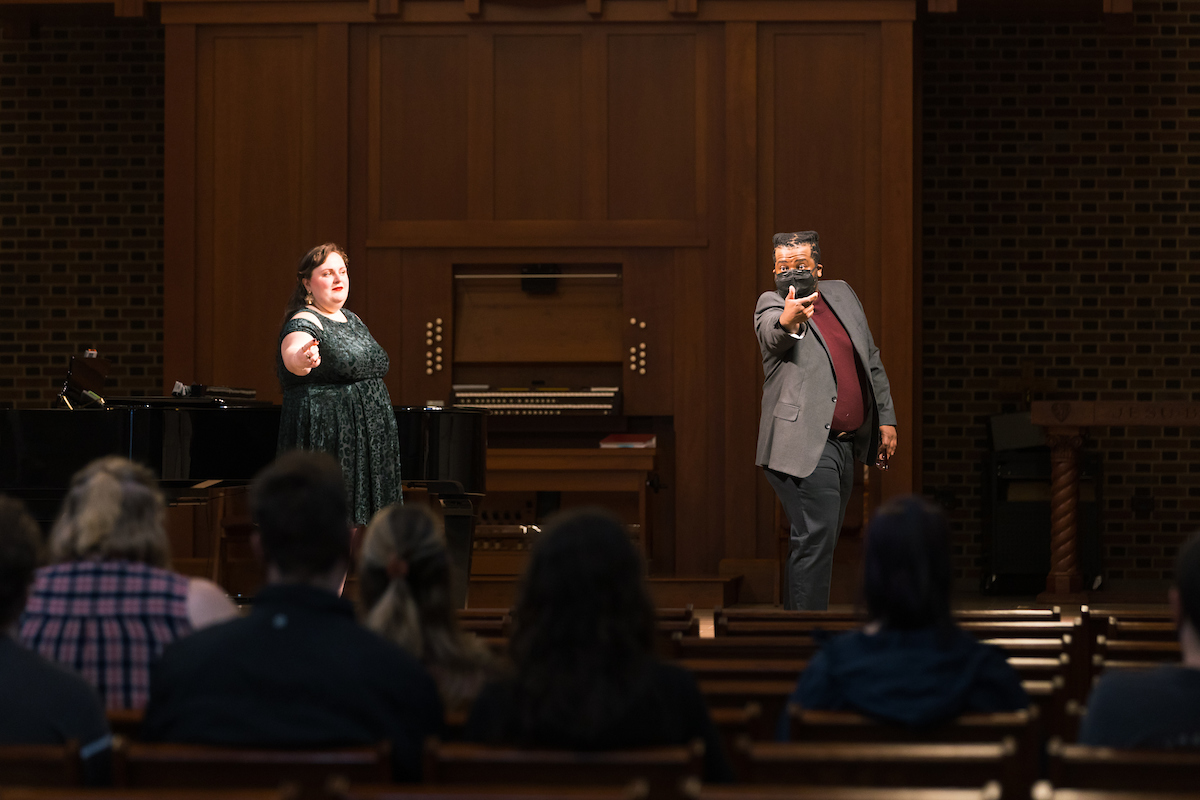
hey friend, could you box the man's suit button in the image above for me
[824,423,831,430]
[832,396,837,402]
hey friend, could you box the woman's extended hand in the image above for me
[300,338,321,369]
[282,331,322,376]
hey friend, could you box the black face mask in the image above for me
[775,269,817,299]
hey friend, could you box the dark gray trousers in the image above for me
[765,438,855,610]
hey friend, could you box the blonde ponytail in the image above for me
[363,574,423,656]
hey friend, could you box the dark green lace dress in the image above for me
[277,309,402,524]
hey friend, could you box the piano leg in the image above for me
[440,497,476,610]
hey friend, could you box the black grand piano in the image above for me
[0,401,487,606]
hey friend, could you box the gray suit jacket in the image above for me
[754,279,897,480]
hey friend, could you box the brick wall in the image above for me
[0,19,164,407]
[921,0,1200,588]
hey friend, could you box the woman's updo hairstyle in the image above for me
[358,504,453,657]
[358,503,493,709]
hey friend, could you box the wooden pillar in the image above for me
[1044,426,1085,596]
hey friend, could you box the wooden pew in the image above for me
[1031,781,1200,800]
[714,619,857,637]
[423,740,704,800]
[1023,677,1068,742]
[456,609,512,638]
[1091,640,1180,676]
[713,607,1060,628]
[1079,606,1173,684]
[678,659,806,684]
[459,608,697,640]
[1102,621,1176,641]
[734,739,1022,799]
[331,786,649,800]
[112,740,391,799]
[684,785,1003,800]
[708,704,762,756]
[786,707,1040,794]
[665,635,819,661]
[714,619,1078,640]
[106,710,143,741]
[697,680,793,740]
[0,743,82,787]
[0,791,295,800]
[714,608,863,625]
[1046,739,1200,792]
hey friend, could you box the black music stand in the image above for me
[56,354,110,409]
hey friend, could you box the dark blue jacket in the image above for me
[779,625,1028,738]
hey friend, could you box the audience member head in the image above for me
[250,450,351,585]
[862,495,953,630]
[49,456,169,568]
[1172,534,1200,657]
[0,496,42,631]
[359,503,458,657]
[508,507,656,739]
[359,503,492,707]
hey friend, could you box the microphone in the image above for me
[82,389,106,407]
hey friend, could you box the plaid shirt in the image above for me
[19,561,193,710]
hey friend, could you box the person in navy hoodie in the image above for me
[779,495,1027,737]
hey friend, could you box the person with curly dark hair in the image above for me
[464,507,733,782]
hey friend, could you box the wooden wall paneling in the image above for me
[164,24,197,393]
[374,31,471,222]
[606,29,698,221]
[467,30,495,221]
[366,29,382,238]
[364,247,403,400]
[492,30,584,220]
[760,24,871,292]
[723,21,760,561]
[752,19,783,565]
[908,16,922,496]
[455,274,624,364]
[582,29,607,220]
[315,24,349,247]
[348,24,369,269]
[194,29,215,384]
[620,248,673,416]
[398,249,453,407]
[879,19,914,498]
[671,247,716,575]
[197,26,319,400]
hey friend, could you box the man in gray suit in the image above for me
[754,231,898,610]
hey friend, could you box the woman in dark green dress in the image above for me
[277,243,402,525]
